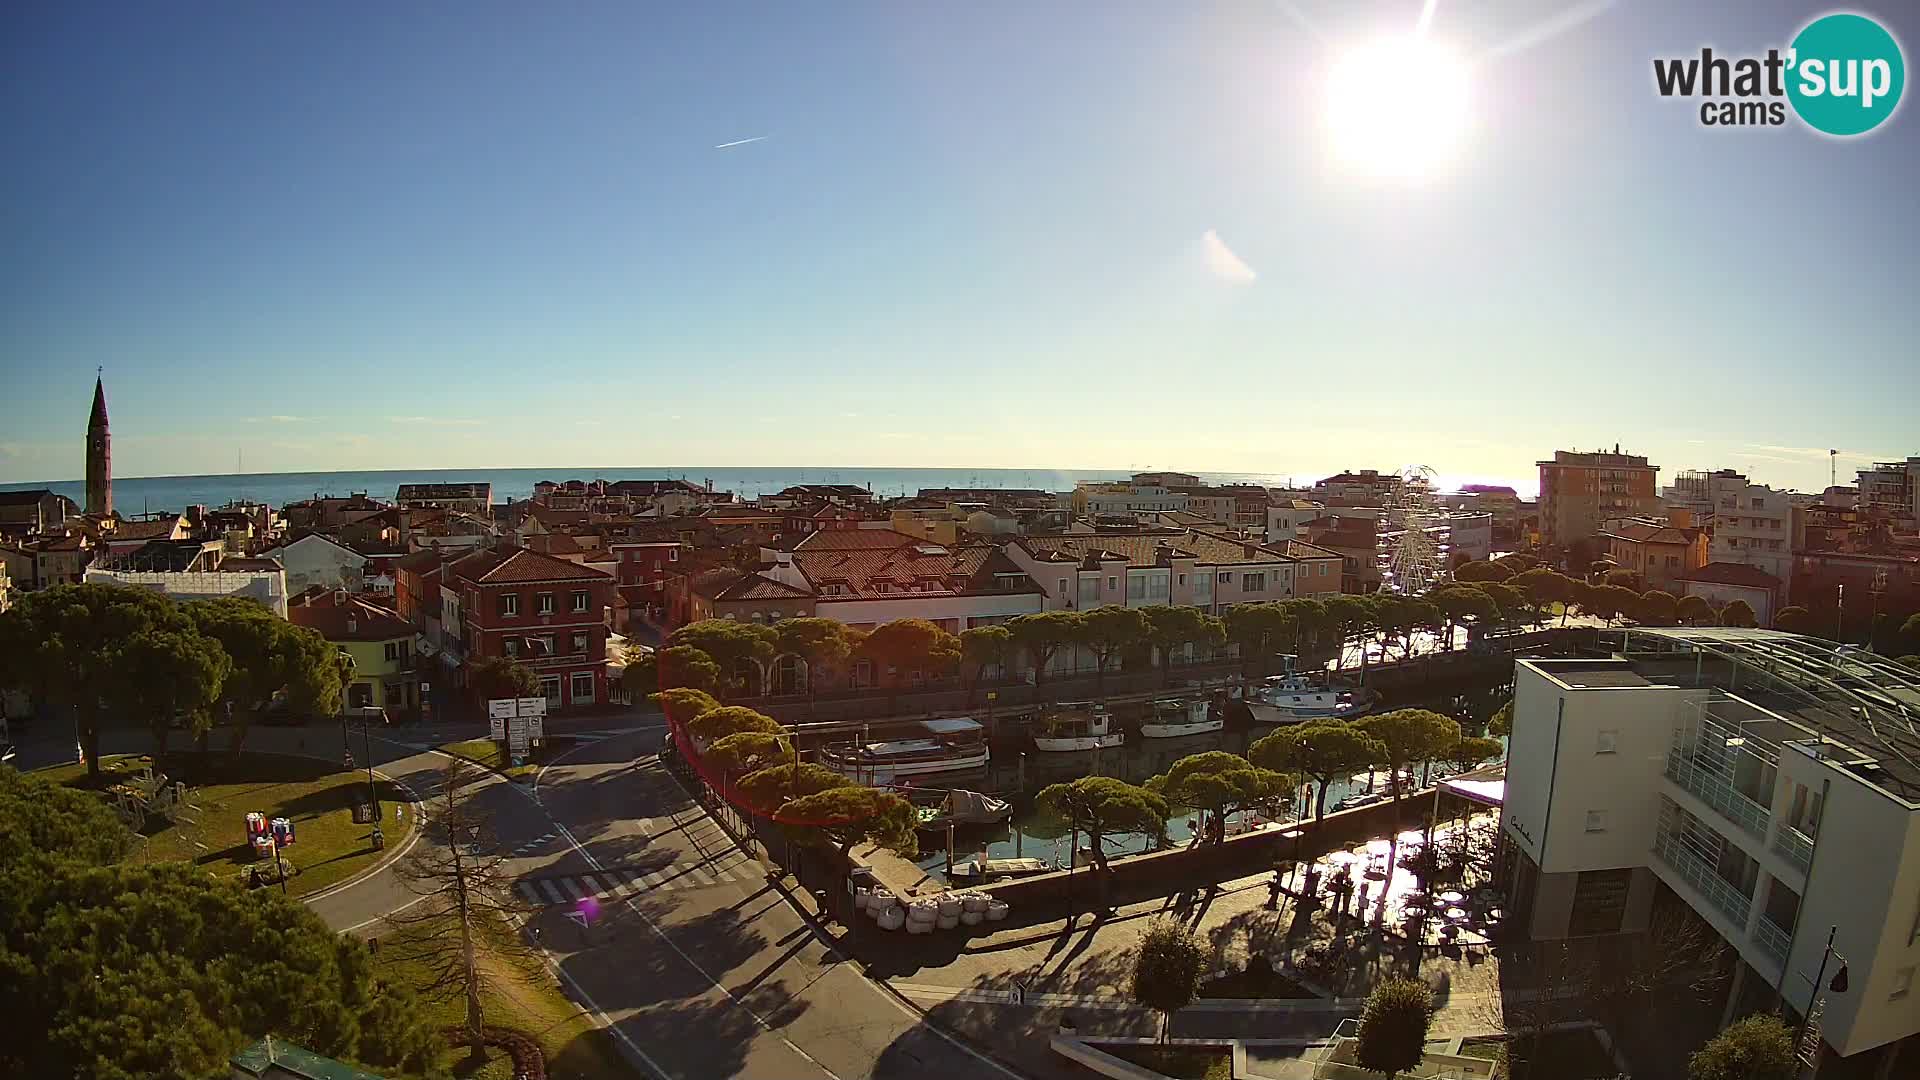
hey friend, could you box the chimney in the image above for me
[1243,543,1259,559]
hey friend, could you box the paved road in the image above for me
[528,728,1024,1080]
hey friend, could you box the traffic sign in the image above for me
[563,909,589,928]
[488,699,518,720]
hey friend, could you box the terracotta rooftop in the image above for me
[108,517,184,542]
[450,547,611,585]
[793,536,1037,600]
[289,590,416,642]
[793,528,928,552]
[1680,562,1783,589]
[1606,523,1701,546]
[1019,529,1293,568]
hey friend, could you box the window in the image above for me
[1752,497,1765,510]
[1127,575,1146,600]
[504,637,520,658]
[385,682,404,707]
[1217,571,1232,583]
[1596,730,1618,754]
[571,671,595,704]
[1177,573,1186,585]
[536,592,555,615]
[571,630,588,654]
[500,592,519,617]
[1244,572,1266,593]
[669,548,678,561]
[535,634,555,656]
[1584,810,1608,833]
[384,640,410,662]
[1107,576,1117,590]
[540,675,562,705]
[571,590,589,612]
[1057,577,1068,596]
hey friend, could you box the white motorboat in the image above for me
[1244,674,1370,724]
[1140,697,1222,739]
[817,717,990,784]
[1032,701,1125,751]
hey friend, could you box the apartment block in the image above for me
[1537,447,1661,548]
[1499,629,1920,1073]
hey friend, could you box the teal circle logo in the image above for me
[1786,13,1905,136]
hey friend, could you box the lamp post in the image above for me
[1795,925,1850,1058]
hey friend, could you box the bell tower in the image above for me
[86,371,112,516]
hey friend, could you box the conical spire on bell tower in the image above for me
[86,369,112,517]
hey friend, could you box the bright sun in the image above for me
[1323,36,1472,182]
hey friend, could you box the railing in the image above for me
[1664,754,1770,841]
[1753,917,1793,969]
[1771,823,1814,876]
[1653,832,1752,928]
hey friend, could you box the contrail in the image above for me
[713,136,768,149]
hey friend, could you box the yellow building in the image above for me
[288,591,422,717]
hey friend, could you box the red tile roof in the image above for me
[450,547,611,585]
[793,528,927,552]
[794,536,1037,600]
[1606,523,1700,546]
[1680,562,1782,589]
[289,590,416,641]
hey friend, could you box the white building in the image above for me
[85,567,290,617]
[1709,481,1803,590]
[1857,458,1920,527]
[1499,629,1920,1073]
[261,533,372,594]
[1074,481,1189,521]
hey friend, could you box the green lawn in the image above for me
[38,752,413,898]
[1102,1045,1233,1080]
[438,739,540,781]
[378,910,635,1079]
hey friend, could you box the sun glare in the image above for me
[1323,35,1472,182]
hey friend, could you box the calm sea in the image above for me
[0,466,1334,513]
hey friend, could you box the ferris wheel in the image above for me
[1377,465,1450,595]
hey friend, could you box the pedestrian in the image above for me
[1266,870,1284,908]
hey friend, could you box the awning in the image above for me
[1439,761,1506,807]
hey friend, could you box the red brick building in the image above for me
[608,539,683,630]
[449,547,614,711]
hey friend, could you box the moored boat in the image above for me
[1244,674,1370,724]
[1139,696,1222,739]
[947,856,1052,884]
[818,717,990,784]
[1032,701,1124,751]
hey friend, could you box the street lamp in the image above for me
[1795,925,1850,1051]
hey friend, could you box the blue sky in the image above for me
[2,0,1916,494]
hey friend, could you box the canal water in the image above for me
[905,673,1514,878]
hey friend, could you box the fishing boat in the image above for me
[947,856,1053,884]
[817,717,990,785]
[1244,672,1370,724]
[912,788,1015,832]
[1032,701,1125,751]
[1139,697,1222,739]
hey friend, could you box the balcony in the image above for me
[1653,833,1752,928]
[1753,917,1793,970]
[1664,754,1771,841]
[1771,823,1814,876]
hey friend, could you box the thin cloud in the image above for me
[245,415,311,424]
[1740,444,1881,464]
[388,415,483,427]
[1202,229,1258,284]
[714,136,768,150]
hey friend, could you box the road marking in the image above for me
[579,873,606,895]
[535,734,842,1080]
[559,878,586,900]
[540,880,565,903]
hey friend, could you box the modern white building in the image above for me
[1857,458,1920,527]
[1499,629,1920,1074]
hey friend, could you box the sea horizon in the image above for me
[0,464,1540,512]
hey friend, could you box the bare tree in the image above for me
[382,761,539,1058]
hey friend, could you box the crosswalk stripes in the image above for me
[506,830,560,858]
[515,858,756,906]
